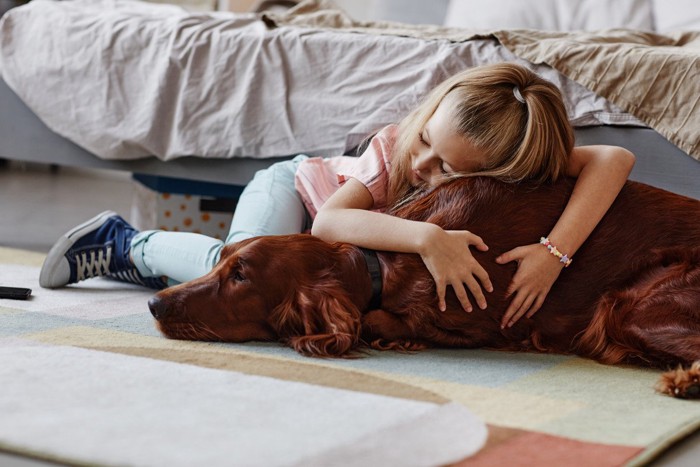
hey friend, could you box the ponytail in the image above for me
[389,62,574,205]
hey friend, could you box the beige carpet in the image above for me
[1,246,699,466]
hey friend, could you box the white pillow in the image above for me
[444,0,654,31]
[651,0,700,32]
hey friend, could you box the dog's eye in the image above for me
[231,270,246,282]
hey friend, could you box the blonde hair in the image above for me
[388,63,575,206]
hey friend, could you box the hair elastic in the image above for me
[540,237,572,267]
[513,86,526,104]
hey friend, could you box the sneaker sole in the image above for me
[39,211,119,288]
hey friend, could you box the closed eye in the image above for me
[419,131,428,146]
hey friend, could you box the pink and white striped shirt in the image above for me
[294,124,398,219]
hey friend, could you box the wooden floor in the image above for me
[0,161,133,253]
[0,161,698,467]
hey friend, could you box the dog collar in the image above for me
[360,248,382,310]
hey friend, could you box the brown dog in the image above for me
[149,177,700,398]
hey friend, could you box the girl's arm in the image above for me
[312,178,493,312]
[497,145,636,328]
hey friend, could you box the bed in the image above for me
[0,0,698,200]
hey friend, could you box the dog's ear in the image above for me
[274,286,362,358]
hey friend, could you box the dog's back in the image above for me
[391,177,700,354]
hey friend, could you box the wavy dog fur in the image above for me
[150,177,700,394]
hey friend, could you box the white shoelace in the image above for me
[75,246,112,281]
[108,268,146,286]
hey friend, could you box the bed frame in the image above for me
[0,78,289,186]
[1,77,698,199]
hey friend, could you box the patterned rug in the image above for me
[1,246,699,466]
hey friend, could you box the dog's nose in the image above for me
[148,296,170,320]
[686,385,700,398]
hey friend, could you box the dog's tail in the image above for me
[575,293,642,365]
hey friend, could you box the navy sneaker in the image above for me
[40,211,165,290]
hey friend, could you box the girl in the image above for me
[40,63,635,328]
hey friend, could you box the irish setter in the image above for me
[149,177,700,399]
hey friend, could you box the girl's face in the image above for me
[409,93,487,187]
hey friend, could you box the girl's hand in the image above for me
[496,244,564,328]
[419,227,493,313]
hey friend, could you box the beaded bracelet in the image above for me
[540,237,573,267]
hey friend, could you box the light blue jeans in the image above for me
[131,155,310,284]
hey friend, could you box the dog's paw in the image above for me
[656,361,700,399]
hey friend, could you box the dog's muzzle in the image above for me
[148,296,171,320]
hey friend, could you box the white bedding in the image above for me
[0,0,642,161]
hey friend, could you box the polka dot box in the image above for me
[130,174,243,241]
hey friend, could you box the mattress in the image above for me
[0,0,641,162]
[1,76,698,201]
